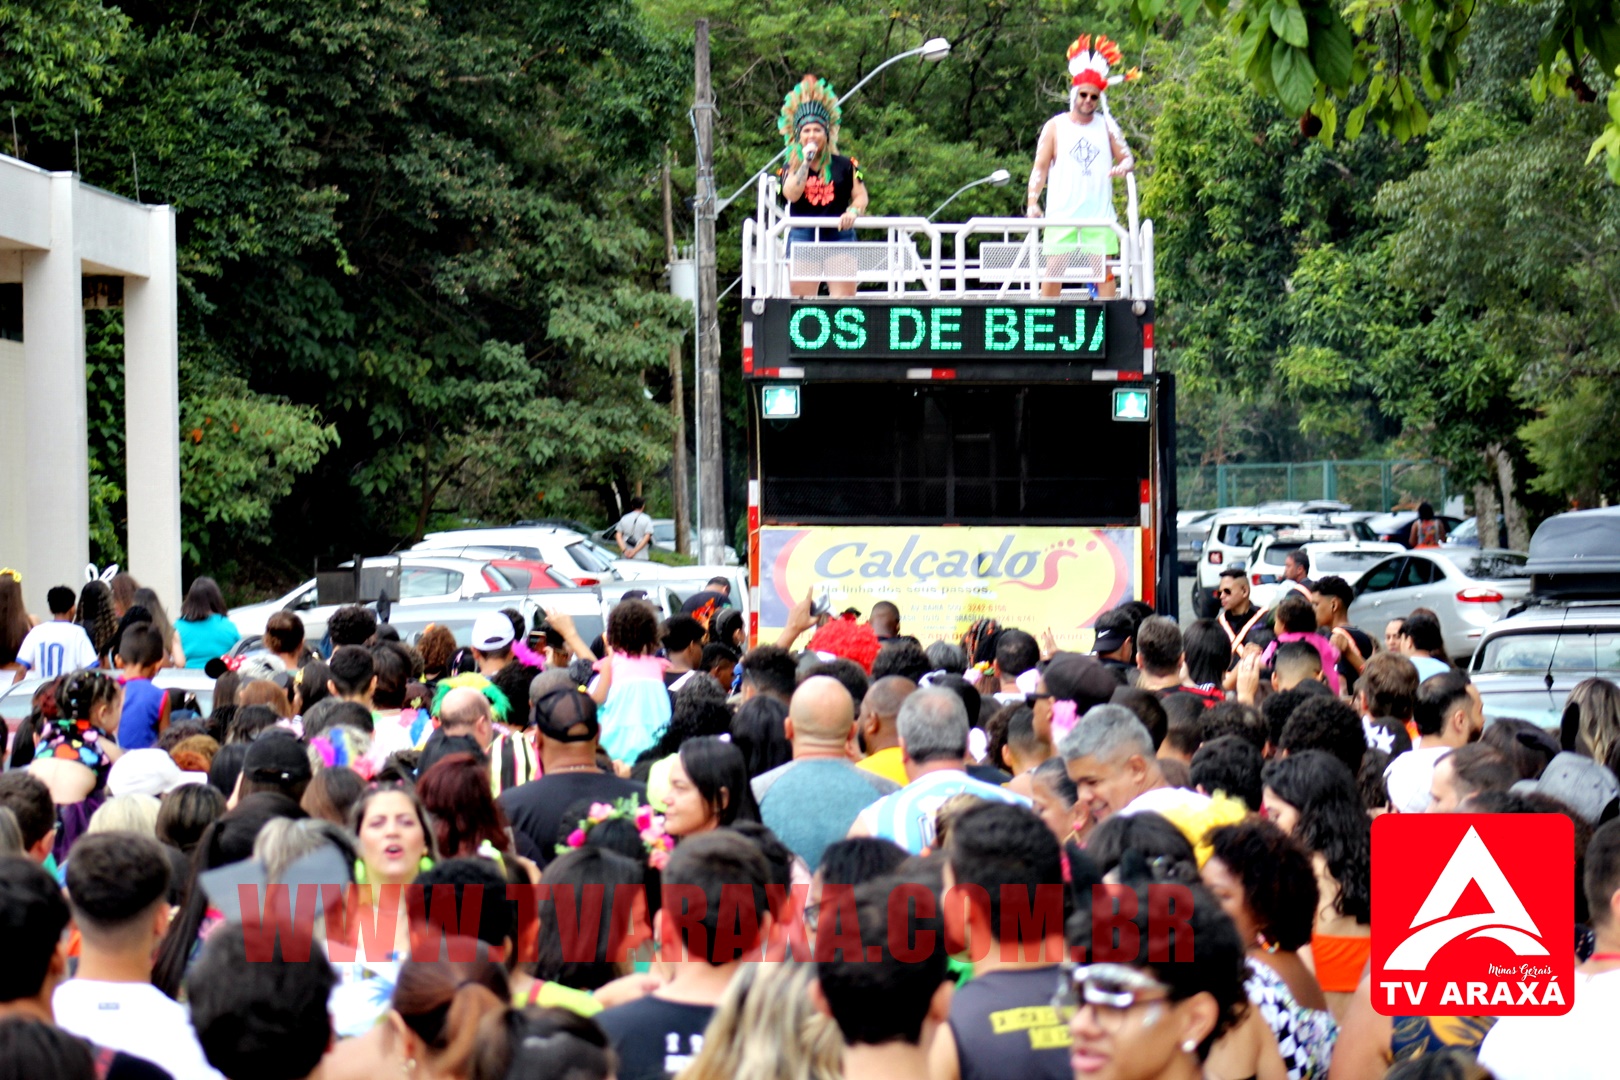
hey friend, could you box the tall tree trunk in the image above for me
[1487,443,1530,551]
[1472,482,1500,549]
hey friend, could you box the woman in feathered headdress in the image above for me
[1026,34,1140,299]
[777,73,869,297]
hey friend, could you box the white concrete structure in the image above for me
[0,153,181,616]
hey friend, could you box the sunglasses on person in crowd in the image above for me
[1076,91,1100,101]
[1052,963,1173,1030]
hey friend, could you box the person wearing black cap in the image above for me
[237,731,313,805]
[498,688,645,865]
[1089,608,1136,684]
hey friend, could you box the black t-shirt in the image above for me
[499,772,646,865]
[783,154,860,219]
[596,996,715,1080]
[1335,626,1375,692]
[1099,657,1133,684]
[948,966,1071,1080]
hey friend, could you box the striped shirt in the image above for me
[855,768,1030,854]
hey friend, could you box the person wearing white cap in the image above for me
[106,748,207,800]
[470,611,517,678]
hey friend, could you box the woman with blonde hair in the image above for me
[252,816,358,884]
[678,960,841,1080]
[86,793,160,837]
[1569,677,1620,767]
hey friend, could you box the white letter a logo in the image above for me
[1385,826,1549,970]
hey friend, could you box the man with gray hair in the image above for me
[848,688,1028,853]
[1059,704,1212,824]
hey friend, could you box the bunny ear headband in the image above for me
[84,563,120,584]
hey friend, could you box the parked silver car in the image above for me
[1469,603,1620,728]
[1348,548,1531,662]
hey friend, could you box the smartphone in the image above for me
[810,583,832,618]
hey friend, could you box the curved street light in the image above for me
[714,38,953,213]
[927,168,1012,221]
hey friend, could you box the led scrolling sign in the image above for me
[784,301,1108,362]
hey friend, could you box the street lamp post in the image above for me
[691,33,951,566]
[927,168,1012,221]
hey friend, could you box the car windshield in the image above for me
[1219,523,1288,547]
[653,522,676,545]
[565,541,615,573]
[1260,543,1303,566]
[1314,549,1395,572]
[1434,549,1529,580]
[1476,629,1620,674]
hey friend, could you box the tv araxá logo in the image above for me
[1371,814,1573,1016]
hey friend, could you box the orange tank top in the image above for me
[1311,931,1371,993]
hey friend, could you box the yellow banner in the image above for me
[755,526,1142,652]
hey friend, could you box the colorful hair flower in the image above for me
[555,797,676,869]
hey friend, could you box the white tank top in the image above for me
[1045,112,1121,223]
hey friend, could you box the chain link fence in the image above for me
[1177,460,1450,512]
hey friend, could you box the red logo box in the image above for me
[1371,814,1573,1016]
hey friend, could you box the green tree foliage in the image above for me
[5,0,688,582]
[1109,0,1620,183]
[1140,32,1420,470]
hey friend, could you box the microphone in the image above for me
[803,140,820,163]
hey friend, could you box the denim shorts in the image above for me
[786,225,856,252]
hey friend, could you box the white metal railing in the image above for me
[742,173,1154,301]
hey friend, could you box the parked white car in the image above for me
[1,668,216,724]
[412,526,622,584]
[1246,536,1405,609]
[228,555,513,641]
[1191,513,1305,615]
[1347,548,1532,661]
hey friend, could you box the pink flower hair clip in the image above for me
[556,796,675,870]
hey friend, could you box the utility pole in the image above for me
[693,19,725,566]
[661,151,692,556]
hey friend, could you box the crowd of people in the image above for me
[0,560,1616,1080]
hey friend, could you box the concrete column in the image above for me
[123,206,182,615]
[0,339,24,582]
[20,173,89,615]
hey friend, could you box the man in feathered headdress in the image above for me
[1027,35,1138,298]
[778,73,869,297]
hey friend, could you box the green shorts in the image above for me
[1043,225,1119,256]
